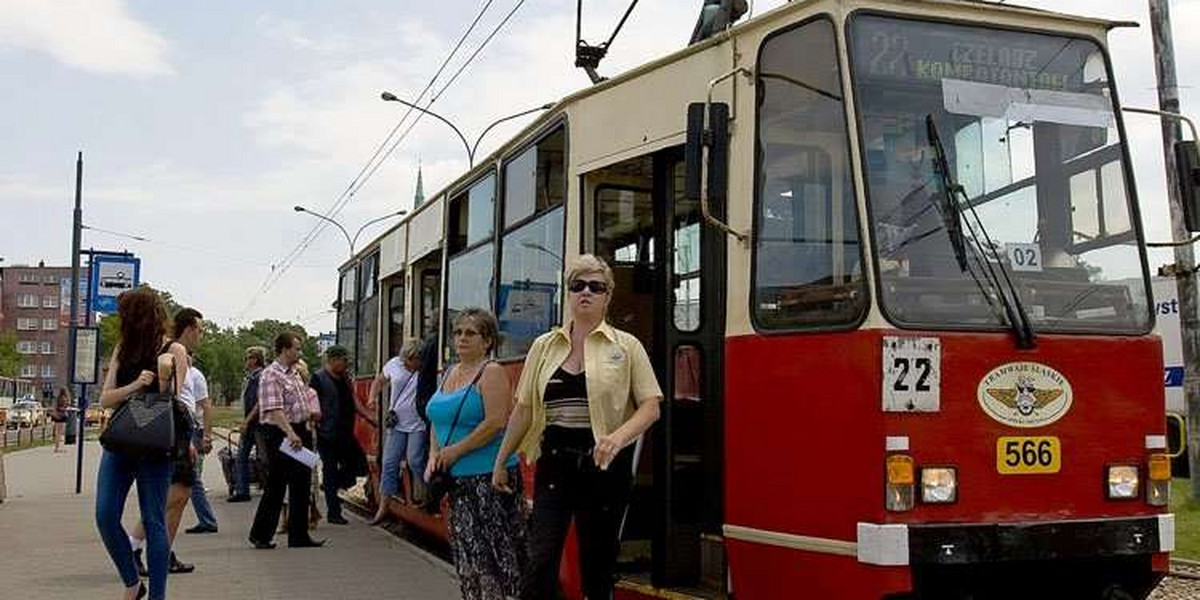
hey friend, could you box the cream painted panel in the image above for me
[408,198,444,261]
[378,224,407,278]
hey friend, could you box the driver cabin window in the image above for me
[753,18,867,329]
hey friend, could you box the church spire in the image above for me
[414,160,425,206]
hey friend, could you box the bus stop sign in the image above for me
[89,254,140,313]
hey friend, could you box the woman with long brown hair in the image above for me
[96,288,189,600]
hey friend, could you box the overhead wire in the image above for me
[234,0,513,323]
[83,225,335,269]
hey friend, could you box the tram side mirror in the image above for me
[1177,140,1200,231]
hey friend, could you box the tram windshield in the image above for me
[849,15,1150,334]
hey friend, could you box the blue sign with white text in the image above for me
[89,254,140,313]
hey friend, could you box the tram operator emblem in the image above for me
[977,362,1073,428]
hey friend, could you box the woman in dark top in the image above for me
[97,288,189,600]
[52,387,71,453]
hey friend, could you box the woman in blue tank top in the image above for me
[424,307,526,600]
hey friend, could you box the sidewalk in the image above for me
[0,441,458,600]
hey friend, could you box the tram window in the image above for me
[337,268,357,361]
[673,162,701,332]
[449,174,497,254]
[497,207,564,358]
[357,253,380,375]
[753,18,867,330]
[596,187,655,264]
[446,243,495,358]
[387,281,405,359]
[504,128,565,228]
[418,269,440,339]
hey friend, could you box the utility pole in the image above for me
[1149,0,1200,497]
[68,152,85,494]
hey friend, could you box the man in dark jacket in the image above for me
[310,346,370,524]
[228,346,266,502]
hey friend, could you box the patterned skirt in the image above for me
[447,467,528,600]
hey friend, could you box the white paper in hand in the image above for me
[279,440,319,469]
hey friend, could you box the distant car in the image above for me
[8,401,45,429]
[85,404,107,427]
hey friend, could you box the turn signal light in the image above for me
[1148,454,1171,507]
[886,455,914,512]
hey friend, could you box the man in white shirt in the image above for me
[182,359,218,535]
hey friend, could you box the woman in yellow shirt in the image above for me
[493,254,663,600]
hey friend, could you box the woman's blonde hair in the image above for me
[565,254,615,294]
[399,338,422,362]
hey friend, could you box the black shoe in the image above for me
[248,537,276,550]
[288,538,326,548]
[168,552,195,574]
[132,548,147,578]
[327,514,349,525]
[227,493,251,503]
[134,582,147,600]
[184,523,218,534]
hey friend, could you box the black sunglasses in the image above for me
[568,279,609,294]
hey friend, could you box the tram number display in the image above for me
[1006,243,1042,272]
[882,336,941,412]
[996,436,1061,474]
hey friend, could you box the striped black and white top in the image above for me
[544,367,591,430]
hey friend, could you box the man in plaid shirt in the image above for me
[248,331,324,549]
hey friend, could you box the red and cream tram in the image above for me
[332,1,1197,597]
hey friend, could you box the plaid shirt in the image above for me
[258,360,309,425]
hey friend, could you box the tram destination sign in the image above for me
[853,16,1098,92]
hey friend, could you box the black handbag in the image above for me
[100,363,178,458]
[421,362,489,513]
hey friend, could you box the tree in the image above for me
[0,331,24,378]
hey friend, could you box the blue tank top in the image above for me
[426,381,517,477]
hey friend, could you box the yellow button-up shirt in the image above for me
[515,320,663,461]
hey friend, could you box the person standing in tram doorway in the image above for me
[493,254,663,600]
[426,307,527,600]
[368,338,428,525]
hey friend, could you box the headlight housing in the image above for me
[921,467,958,504]
[1107,465,1140,500]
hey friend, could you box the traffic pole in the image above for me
[1148,0,1200,497]
[68,152,84,495]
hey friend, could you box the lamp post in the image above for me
[380,91,553,167]
[293,206,407,258]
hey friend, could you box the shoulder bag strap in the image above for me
[440,361,491,447]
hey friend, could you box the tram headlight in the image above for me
[1106,465,1140,500]
[1147,454,1171,507]
[920,467,957,504]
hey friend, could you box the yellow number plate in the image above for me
[996,436,1061,474]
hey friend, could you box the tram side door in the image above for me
[589,147,726,590]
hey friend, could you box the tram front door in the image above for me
[587,146,726,592]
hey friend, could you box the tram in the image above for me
[332,0,1198,597]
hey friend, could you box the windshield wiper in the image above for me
[925,115,1037,349]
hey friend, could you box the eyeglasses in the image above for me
[568,279,609,294]
[453,328,481,338]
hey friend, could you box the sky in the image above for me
[0,0,1197,334]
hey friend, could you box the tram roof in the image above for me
[342,0,1133,270]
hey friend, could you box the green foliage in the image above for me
[0,331,25,378]
[1173,478,1200,559]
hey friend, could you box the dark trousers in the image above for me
[233,423,257,496]
[249,425,314,546]
[316,436,344,519]
[522,440,634,600]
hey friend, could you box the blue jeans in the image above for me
[95,449,171,600]
[190,430,218,527]
[380,428,429,498]
[234,424,257,496]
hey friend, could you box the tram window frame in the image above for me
[444,169,499,361]
[356,251,381,376]
[750,15,870,333]
[386,279,405,360]
[496,124,567,360]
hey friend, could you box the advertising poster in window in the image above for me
[497,281,558,356]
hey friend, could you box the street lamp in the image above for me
[380,91,554,167]
[293,206,407,258]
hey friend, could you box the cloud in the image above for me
[0,0,172,76]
